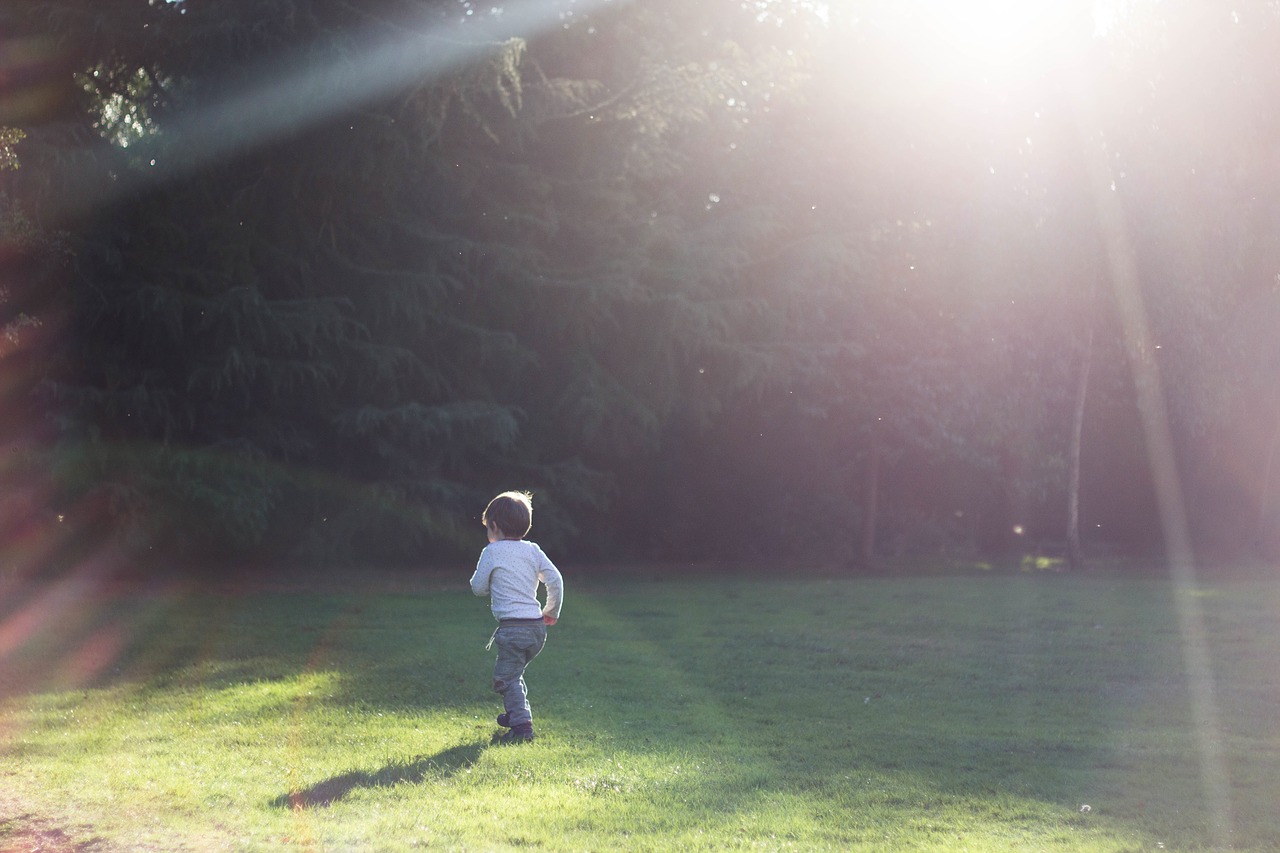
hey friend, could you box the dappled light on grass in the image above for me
[559,579,1163,848]
[0,574,1277,849]
[1021,555,1068,572]
[204,670,342,719]
[563,575,1280,849]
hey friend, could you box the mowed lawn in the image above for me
[1,567,1278,851]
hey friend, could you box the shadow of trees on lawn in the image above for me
[273,742,484,809]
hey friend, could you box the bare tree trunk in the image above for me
[1066,323,1093,571]
[1254,408,1280,557]
[858,431,882,571]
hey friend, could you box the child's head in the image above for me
[483,491,534,539]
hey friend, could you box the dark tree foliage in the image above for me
[5,0,800,566]
[615,9,1102,563]
[5,0,1274,572]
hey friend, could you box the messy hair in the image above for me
[483,491,533,538]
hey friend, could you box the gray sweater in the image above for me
[469,539,564,622]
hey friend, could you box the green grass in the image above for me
[1,569,1279,850]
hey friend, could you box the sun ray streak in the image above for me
[0,571,96,670]
[1073,86,1234,850]
[55,0,623,220]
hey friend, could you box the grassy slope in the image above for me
[0,570,1277,851]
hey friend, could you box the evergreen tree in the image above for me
[10,0,801,565]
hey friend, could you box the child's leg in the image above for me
[491,624,547,727]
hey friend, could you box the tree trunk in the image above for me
[858,430,882,570]
[1066,323,1093,571]
[1254,407,1280,557]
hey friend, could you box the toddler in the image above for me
[469,491,564,743]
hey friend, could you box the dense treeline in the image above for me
[2,0,1279,571]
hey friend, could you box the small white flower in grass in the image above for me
[1080,804,1092,813]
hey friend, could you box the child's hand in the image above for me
[543,614,557,626]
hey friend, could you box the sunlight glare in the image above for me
[901,0,1094,76]
[931,1,1052,66]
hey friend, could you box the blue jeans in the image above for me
[492,623,546,727]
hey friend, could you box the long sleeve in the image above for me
[469,549,494,597]
[471,540,558,621]
[539,555,564,620]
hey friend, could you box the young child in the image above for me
[469,490,564,744]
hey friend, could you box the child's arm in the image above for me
[469,547,494,597]
[538,555,564,624]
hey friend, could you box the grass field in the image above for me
[1,566,1278,851]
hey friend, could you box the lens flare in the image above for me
[1074,85,1235,849]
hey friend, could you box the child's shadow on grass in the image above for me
[273,742,483,809]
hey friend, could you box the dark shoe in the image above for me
[496,724,534,744]
[496,713,511,728]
